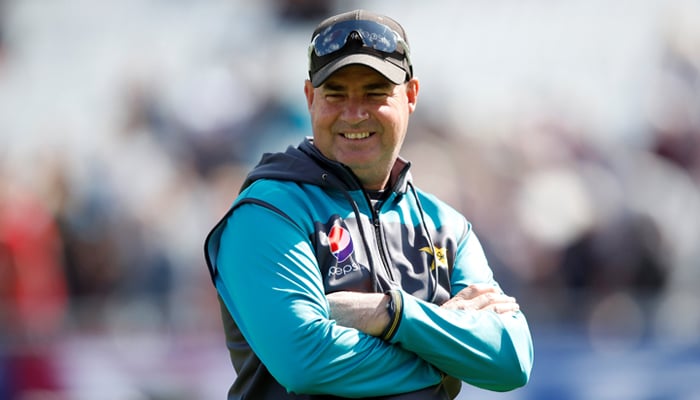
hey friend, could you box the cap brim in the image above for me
[310,53,407,87]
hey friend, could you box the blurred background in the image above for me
[1,0,699,399]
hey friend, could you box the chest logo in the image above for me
[419,246,447,270]
[328,225,354,262]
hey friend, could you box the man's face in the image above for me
[304,65,419,190]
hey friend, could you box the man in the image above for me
[204,9,533,399]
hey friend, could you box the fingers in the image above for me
[442,284,520,314]
[488,298,520,314]
[473,292,519,313]
[452,283,499,301]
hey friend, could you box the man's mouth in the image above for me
[342,132,372,140]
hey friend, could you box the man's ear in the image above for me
[304,79,315,109]
[406,77,419,114]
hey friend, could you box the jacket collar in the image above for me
[299,137,413,195]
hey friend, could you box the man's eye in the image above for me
[368,92,389,98]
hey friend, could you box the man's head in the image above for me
[308,9,413,88]
[304,10,419,190]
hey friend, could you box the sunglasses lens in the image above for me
[313,20,399,57]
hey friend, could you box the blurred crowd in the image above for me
[1,0,700,399]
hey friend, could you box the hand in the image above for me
[441,284,520,314]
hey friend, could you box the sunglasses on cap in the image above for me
[308,19,411,63]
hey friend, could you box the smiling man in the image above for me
[304,65,415,191]
[204,9,533,399]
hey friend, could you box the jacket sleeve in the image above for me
[387,228,534,392]
[214,202,444,397]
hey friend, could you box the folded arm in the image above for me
[327,228,534,392]
[327,284,532,392]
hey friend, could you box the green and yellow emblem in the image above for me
[419,246,447,270]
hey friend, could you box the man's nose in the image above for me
[341,98,369,125]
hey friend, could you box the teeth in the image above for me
[343,132,370,140]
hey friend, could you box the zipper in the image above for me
[368,197,395,282]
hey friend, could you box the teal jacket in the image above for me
[204,138,533,399]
